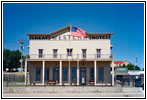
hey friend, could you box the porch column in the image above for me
[25,60,27,85]
[42,60,45,85]
[77,61,79,85]
[111,61,115,86]
[59,60,62,85]
[68,60,71,85]
[94,60,97,85]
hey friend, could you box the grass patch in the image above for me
[4,72,25,75]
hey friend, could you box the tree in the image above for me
[134,65,140,70]
[3,49,22,71]
[122,64,126,67]
[3,49,11,71]
[127,63,140,70]
[127,64,134,70]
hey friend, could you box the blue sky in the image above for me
[3,3,144,69]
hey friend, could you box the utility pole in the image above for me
[136,58,138,66]
[18,39,25,72]
[135,58,138,70]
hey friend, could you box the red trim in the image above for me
[114,61,124,64]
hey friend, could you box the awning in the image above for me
[128,71,140,75]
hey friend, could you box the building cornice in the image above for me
[27,25,113,36]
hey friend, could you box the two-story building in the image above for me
[25,25,115,86]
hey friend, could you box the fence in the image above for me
[3,73,25,86]
[115,76,143,87]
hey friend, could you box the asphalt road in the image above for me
[3,92,144,98]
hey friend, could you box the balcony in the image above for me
[26,54,113,61]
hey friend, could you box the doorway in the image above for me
[53,67,59,83]
[80,67,86,85]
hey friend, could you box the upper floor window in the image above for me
[67,49,72,56]
[82,49,87,58]
[53,49,58,58]
[38,49,43,58]
[96,49,101,58]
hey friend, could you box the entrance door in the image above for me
[80,67,86,85]
[72,67,77,83]
[98,67,104,82]
[53,67,59,83]
[62,67,68,83]
[45,68,49,81]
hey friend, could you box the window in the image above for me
[96,49,101,58]
[53,49,58,58]
[72,67,77,83]
[62,67,68,82]
[67,49,72,56]
[38,49,43,58]
[90,68,94,81]
[82,49,87,58]
[36,67,41,81]
[45,68,49,81]
[98,67,104,81]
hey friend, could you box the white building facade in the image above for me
[25,25,115,86]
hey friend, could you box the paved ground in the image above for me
[3,92,144,98]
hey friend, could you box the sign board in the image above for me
[115,67,128,72]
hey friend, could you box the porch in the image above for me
[25,61,115,86]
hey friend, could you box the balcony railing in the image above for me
[26,54,113,60]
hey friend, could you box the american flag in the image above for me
[71,27,86,38]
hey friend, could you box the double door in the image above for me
[80,67,86,85]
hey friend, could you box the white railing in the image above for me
[26,54,113,60]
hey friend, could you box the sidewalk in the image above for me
[3,92,144,98]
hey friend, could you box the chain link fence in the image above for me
[3,73,25,86]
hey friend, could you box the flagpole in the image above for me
[69,23,71,48]
[70,23,72,34]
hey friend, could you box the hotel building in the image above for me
[25,25,115,86]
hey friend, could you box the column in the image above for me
[77,61,79,85]
[42,60,45,85]
[59,60,62,85]
[25,60,27,85]
[68,61,71,85]
[94,60,97,85]
[111,61,115,86]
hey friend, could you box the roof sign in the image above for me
[115,67,128,72]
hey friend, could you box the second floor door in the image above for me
[38,49,43,58]
[53,49,58,58]
[82,49,87,58]
[67,49,72,57]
